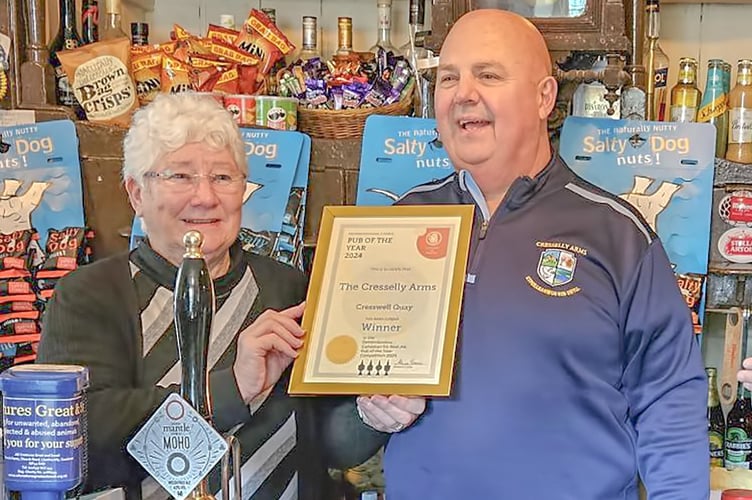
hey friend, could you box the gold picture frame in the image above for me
[289,204,474,396]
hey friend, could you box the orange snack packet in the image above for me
[171,23,194,41]
[161,54,194,94]
[132,50,162,105]
[211,66,240,95]
[58,38,138,127]
[158,41,177,55]
[189,55,231,92]
[238,65,261,95]
[206,24,240,45]
[235,9,294,76]
[174,36,212,63]
[210,39,260,66]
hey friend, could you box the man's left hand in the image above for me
[356,394,426,433]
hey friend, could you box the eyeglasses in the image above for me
[143,170,247,194]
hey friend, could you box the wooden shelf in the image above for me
[123,0,155,12]
[711,466,752,490]
[662,0,752,4]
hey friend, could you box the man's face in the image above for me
[435,22,545,175]
[127,142,244,267]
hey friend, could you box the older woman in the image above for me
[37,92,386,500]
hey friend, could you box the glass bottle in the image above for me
[643,0,670,121]
[707,367,726,467]
[571,56,620,119]
[99,0,128,41]
[669,57,701,122]
[49,0,83,108]
[620,65,647,120]
[219,14,235,30]
[81,0,98,44]
[335,17,354,57]
[295,16,320,62]
[261,8,276,25]
[369,0,397,54]
[726,383,752,469]
[698,59,729,158]
[724,61,733,95]
[130,22,149,46]
[399,0,426,63]
[726,59,752,164]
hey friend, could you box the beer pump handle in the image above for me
[174,230,215,422]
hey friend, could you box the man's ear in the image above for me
[538,76,558,119]
[125,177,144,217]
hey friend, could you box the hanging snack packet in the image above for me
[0,281,31,297]
[676,273,705,335]
[0,317,39,336]
[0,230,35,278]
[41,227,87,271]
[58,38,138,127]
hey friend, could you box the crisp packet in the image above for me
[58,38,139,127]
[161,54,193,93]
[235,9,294,77]
[132,50,162,104]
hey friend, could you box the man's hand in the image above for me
[233,302,305,403]
[356,394,426,433]
[738,357,752,391]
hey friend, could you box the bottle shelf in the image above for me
[711,466,752,490]
[714,157,752,186]
[123,0,154,11]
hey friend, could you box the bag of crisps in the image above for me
[58,38,139,127]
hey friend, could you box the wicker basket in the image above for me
[297,82,414,139]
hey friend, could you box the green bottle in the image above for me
[726,383,752,469]
[707,367,725,467]
[698,59,729,158]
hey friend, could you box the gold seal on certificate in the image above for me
[289,204,473,396]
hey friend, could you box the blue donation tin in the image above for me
[0,364,89,500]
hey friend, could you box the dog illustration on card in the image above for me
[0,178,50,233]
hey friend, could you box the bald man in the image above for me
[354,9,708,500]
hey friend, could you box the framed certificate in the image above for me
[289,204,474,396]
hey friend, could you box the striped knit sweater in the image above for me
[38,241,386,500]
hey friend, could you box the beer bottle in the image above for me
[726,383,752,469]
[699,59,730,158]
[707,367,726,467]
[726,59,752,164]
[81,0,98,44]
[643,0,670,120]
[670,58,701,122]
[49,0,83,109]
[335,17,354,58]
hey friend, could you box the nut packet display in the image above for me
[58,38,139,127]
[676,273,705,335]
[40,227,87,271]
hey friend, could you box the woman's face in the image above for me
[126,142,245,270]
